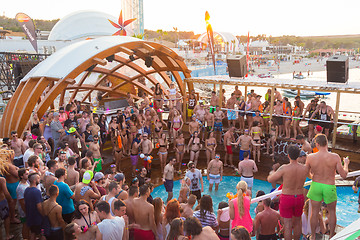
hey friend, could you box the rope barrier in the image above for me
[220,107,360,126]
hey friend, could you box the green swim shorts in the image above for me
[210,106,216,113]
[307,181,337,204]
[93,158,102,172]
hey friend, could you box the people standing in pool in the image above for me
[205,132,217,165]
[174,132,185,173]
[268,145,309,240]
[187,131,202,167]
[237,151,258,195]
[352,176,360,213]
[229,181,253,234]
[185,161,203,201]
[207,153,223,192]
[163,158,176,203]
[158,133,169,174]
[306,134,349,239]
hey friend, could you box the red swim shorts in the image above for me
[133,228,155,240]
[279,194,304,218]
[226,145,233,154]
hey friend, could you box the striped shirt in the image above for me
[193,210,218,228]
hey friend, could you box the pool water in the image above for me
[152,176,360,227]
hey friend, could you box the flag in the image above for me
[205,11,216,74]
[15,13,38,53]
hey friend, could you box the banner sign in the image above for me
[15,13,38,53]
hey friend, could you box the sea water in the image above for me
[152,176,359,227]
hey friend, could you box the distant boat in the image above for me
[258,73,274,78]
[293,74,305,79]
[283,89,330,98]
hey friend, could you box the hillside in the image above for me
[0,16,59,32]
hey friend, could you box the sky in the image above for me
[2,0,360,37]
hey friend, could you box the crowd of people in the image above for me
[0,84,353,240]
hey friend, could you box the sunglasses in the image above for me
[110,164,116,168]
[60,151,66,154]
[190,166,195,169]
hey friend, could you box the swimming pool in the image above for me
[152,176,359,227]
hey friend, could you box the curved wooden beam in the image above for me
[15,77,53,136]
[35,78,75,123]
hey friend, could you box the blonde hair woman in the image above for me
[229,181,253,234]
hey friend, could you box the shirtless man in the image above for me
[44,160,58,196]
[213,106,225,143]
[127,92,135,108]
[141,133,153,170]
[144,109,152,138]
[254,198,281,240]
[130,134,142,177]
[209,91,219,113]
[133,184,157,239]
[237,151,258,194]
[306,134,349,239]
[252,110,264,130]
[310,101,334,137]
[163,158,176,203]
[205,107,215,136]
[233,86,242,100]
[189,115,200,136]
[296,135,312,154]
[43,185,66,239]
[10,130,26,168]
[268,145,309,240]
[232,129,252,161]
[89,135,102,173]
[74,170,101,210]
[274,88,283,101]
[66,157,79,190]
[303,100,318,140]
[207,153,223,191]
[223,127,235,168]
[274,100,284,137]
[180,194,196,218]
[124,186,139,226]
[226,93,238,127]
[251,95,262,112]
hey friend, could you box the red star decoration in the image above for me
[108,10,136,36]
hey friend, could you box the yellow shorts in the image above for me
[187,108,194,117]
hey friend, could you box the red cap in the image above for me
[315,125,323,132]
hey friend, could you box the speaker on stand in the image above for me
[227,55,247,78]
[326,55,349,84]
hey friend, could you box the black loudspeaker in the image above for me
[326,55,349,84]
[227,55,247,78]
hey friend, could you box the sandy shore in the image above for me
[255,58,360,75]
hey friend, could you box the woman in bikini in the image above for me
[154,83,164,111]
[154,117,164,139]
[158,133,168,173]
[292,100,303,139]
[250,121,262,163]
[205,132,217,165]
[266,119,278,161]
[171,110,183,141]
[284,101,292,139]
[128,114,138,146]
[187,131,202,167]
[111,129,123,172]
[72,200,100,240]
[262,101,271,133]
[175,132,185,173]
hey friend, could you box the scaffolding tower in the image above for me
[121,0,144,36]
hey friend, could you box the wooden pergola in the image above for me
[185,75,360,147]
[0,36,193,137]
